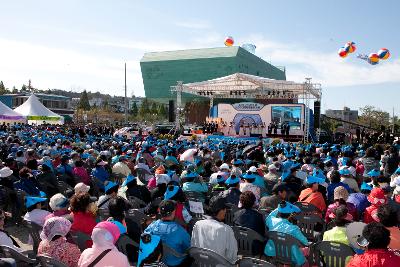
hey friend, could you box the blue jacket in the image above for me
[91,167,110,189]
[264,209,308,266]
[145,220,190,266]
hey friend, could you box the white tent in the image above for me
[0,101,26,124]
[14,94,64,125]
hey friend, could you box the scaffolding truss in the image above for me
[171,73,322,142]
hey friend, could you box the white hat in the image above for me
[0,167,13,178]
[219,163,230,170]
[249,166,258,172]
[156,174,171,185]
[49,193,69,211]
[74,183,90,194]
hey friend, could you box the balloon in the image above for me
[224,36,234,46]
[377,48,390,60]
[338,47,348,58]
[368,53,380,63]
[344,42,356,53]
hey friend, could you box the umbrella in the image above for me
[242,144,257,154]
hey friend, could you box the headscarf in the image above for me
[91,221,120,249]
[40,217,71,241]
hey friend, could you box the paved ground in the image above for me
[6,223,32,251]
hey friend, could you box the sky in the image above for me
[0,0,399,115]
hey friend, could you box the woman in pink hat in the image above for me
[364,188,387,224]
[78,221,129,267]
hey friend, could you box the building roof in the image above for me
[141,47,240,62]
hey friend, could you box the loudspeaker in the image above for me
[168,100,174,122]
[314,101,321,128]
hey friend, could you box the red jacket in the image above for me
[347,249,400,267]
[71,212,96,248]
[364,205,379,224]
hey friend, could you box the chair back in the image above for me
[56,180,73,195]
[0,258,16,267]
[126,209,151,232]
[0,245,36,265]
[309,241,354,267]
[162,243,187,263]
[294,214,326,242]
[238,257,275,267]
[97,208,110,221]
[224,204,238,226]
[267,231,304,266]
[115,234,139,262]
[294,202,320,216]
[70,231,92,252]
[188,247,236,267]
[232,226,265,257]
[127,196,147,209]
[23,220,42,255]
[184,191,205,202]
[37,255,68,267]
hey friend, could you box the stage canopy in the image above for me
[14,94,64,125]
[172,73,321,100]
[0,101,26,124]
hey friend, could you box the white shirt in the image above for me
[191,218,238,264]
[23,209,51,226]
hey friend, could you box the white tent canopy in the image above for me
[14,94,63,125]
[0,101,26,124]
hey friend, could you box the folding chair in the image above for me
[0,245,36,266]
[23,220,42,255]
[126,209,151,232]
[232,226,266,257]
[184,191,206,202]
[267,231,304,266]
[127,196,147,209]
[70,231,92,252]
[135,168,151,185]
[238,257,275,267]
[0,258,16,267]
[224,203,238,226]
[294,214,326,242]
[56,180,73,196]
[294,202,320,216]
[37,255,68,267]
[97,208,110,221]
[188,247,236,267]
[115,234,139,264]
[162,243,187,264]
[308,241,354,267]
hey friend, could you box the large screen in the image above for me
[271,106,302,130]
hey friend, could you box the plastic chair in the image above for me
[126,209,151,232]
[232,226,266,257]
[238,257,275,267]
[224,204,238,226]
[97,208,110,221]
[0,258,16,267]
[184,191,206,202]
[70,231,92,252]
[308,241,354,267]
[267,231,304,266]
[188,247,236,267]
[56,180,73,195]
[127,196,147,209]
[37,255,68,267]
[294,202,320,216]
[23,220,42,255]
[0,245,36,266]
[162,243,187,259]
[294,214,326,242]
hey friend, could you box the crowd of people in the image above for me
[0,123,399,266]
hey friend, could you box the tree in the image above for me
[21,84,27,91]
[78,90,91,111]
[158,104,167,118]
[150,102,158,115]
[102,99,109,109]
[131,102,138,117]
[12,86,18,93]
[358,105,390,130]
[139,98,150,117]
[0,81,7,95]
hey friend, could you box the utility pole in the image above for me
[393,107,395,134]
[124,63,128,124]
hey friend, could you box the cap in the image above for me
[339,168,351,176]
[334,186,349,201]
[137,233,162,267]
[367,188,387,205]
[49,193,69,211]
[74,182,90,194]
[225,175,240,185]
[360,182,373,191]
[159,200,176,217]
[219,163,230,170]
[209,196,227,214]
[367,169,381,178]
[25,196,47,208]
[164,185,180,200]
[277,201,301,214]
[122,174,136,187]
[94,221,120,244]
[306,175,325,184]
[104,181,119,194]
[249,166,258,173]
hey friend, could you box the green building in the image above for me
[140,46,286,104]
